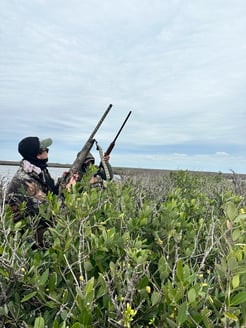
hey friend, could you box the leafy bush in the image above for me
[0,171,246,327]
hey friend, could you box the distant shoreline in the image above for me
[0,160,72,168]
[1,160,245,180]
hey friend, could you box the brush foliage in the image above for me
[0,171,246,327]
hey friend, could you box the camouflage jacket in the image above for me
[81,152,114,181]
[6,160,58,223]
[95,162,113,180]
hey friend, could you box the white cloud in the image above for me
[0,0,245,173]
[215,152,229,157]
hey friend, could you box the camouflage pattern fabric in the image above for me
[6,160,55,223]
[81,152,114,181]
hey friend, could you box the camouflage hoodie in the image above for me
[6,160,57,223]
[81,152,114,180]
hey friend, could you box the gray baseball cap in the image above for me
[39,138,52,150]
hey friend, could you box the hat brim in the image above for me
[40,138,52,149]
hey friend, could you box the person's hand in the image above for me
[89,175,103,188]
[66,173,79,191]
[89,176,98,184]
[104,154,110,162]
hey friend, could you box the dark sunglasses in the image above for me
[84,160,94,167]
[38,148,49,154]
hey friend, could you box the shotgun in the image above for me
[96,110,132,180]
[104,110,132,157]
[58,104,112,193]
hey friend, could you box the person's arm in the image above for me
[96,162,113,180]
[95,155,113,181]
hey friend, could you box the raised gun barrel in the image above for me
[97,110,132,179]
[58,104,112,193]
[104,110,132,156]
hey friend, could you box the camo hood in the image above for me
[84,152,95,165]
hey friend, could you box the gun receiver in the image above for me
[58,104,112,193]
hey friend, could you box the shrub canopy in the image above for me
[0,171,246,327]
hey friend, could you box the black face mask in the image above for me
[37,158,48,169]
[28,157,48,170]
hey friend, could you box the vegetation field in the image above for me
[0,169,246,327]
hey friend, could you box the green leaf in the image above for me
[96,285,107,299]
[0,268,9,278]
[188,288,197,303]
[34,316,45,328]
[59,321,67,328]
[63,289,69,302]
[228,257,237,271]
[224,311,238,321]
[241,301,246,325]
[166,317,177,327]
[151,291,161,306]
[0,304,8,316]
[38,269,49,286]
[177,302,187,325]
[225,202,238,221]
[232,275,240,289]
[61,309,68,321]
[14,220,24,230]
[109,261,115,274]
[48,272,57,291]
[176,259,183,281]
[231,292,246,306]
[77,277,95,305]
[232,229,241,242]
[45,301,57,309]
[21,291,37,303]
[85,277,95,295]
[71,323,82,328]
[84,260,93,272]
[158,256,169,280]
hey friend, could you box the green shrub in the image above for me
[0,171,246,327]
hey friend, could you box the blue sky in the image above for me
[1,0,245,173]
